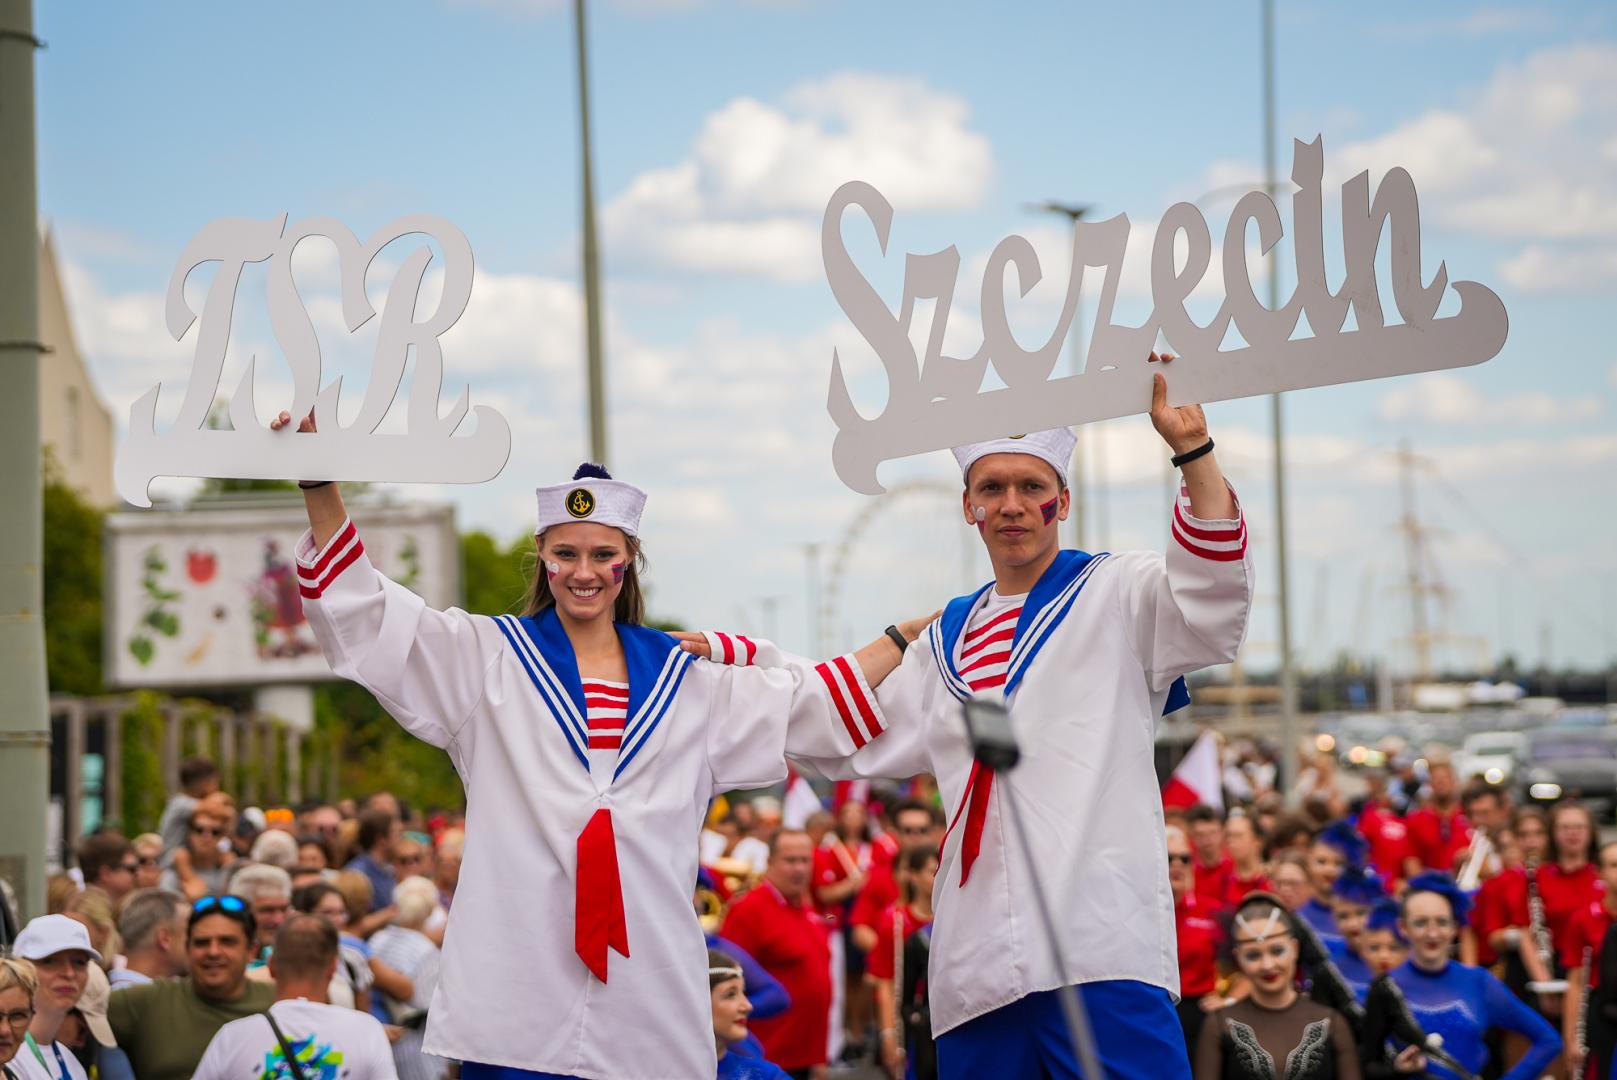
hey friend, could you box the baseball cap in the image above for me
[13,914,103,965]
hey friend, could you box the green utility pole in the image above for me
[574,0,608,467]
[0,0,50,926]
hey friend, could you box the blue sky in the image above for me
[35,0,1617,672]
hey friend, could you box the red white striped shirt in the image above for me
[960,592,1025,692]
[584,679,629,754]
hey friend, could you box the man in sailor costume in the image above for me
[274,405,932,1080]
[698,364,1253,1078]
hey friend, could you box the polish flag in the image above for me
[832,779,871,811]
[1163,730,1223,813]
[783,767,823,829]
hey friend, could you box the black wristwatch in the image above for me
[884,625,910,655]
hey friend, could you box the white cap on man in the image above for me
[951,428,1076,487]
[13,913,103,964]
[536,464,647,537]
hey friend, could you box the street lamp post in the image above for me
[0,0,49,925]
[573,0,608,466]
[1262,0,1300,792]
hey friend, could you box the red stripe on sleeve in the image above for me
[1173,502,1245,542]
[717,632,735,664]
[298,521,358,581]
[833,655,883,740]
[302,541,365,599]
[1172,523,1247,562]
[737,636,757,665]
[815,662,866,749]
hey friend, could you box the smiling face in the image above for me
[1360,928,1408,975]
[1400,890,1457,969]
[1231,909,1298,998]
[537,522,632,625]
[711,975,751,1047]
[962,454,1068,572]
[187,914,251,1001]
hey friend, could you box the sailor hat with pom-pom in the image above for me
[951,428,1076,487]
[536,464,647,536]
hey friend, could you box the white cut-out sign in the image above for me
[822,136,1508,494]
[115,214,511,507]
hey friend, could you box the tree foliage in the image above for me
[42,458,105,696]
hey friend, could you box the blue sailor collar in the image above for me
[928,549,1189,714]
[494,609,694,779]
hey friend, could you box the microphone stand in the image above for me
[965,698,1105,1078]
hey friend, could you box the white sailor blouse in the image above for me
[784,484,1254,1038]
[295,519,888,1080]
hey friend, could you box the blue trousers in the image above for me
[937,981,1190,1080]
[461,1065,576,1080]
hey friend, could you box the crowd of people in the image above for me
[0,756,467,1080]
[1168,749,1617,1080]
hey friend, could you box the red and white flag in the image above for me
[832,779,871,812]
[783,766,823,829]
[1162,730,1223,813]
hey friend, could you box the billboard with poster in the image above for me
[105,497,459,689]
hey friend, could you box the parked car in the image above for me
[1456,731,1527,786]
[1519,728,1617,808]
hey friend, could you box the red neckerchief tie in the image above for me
[946,762,995,886]
[576,808,630,981]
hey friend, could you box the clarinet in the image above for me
[1526,862,1559,983]
[1578,943,1594,1065]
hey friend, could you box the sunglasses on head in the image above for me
[192,895,248,916]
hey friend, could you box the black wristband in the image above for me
[884,625,910,655]
[1170,438,1214,469]
[297,479,333,490]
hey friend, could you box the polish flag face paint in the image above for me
[974,506,987,533]
[1040,497,1058,525]
[546,561,562,580]
[611,562,626,584]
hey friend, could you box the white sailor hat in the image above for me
[536,464,647,537]
[952,428,1076,487]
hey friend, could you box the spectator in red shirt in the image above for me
[847,800,942,956]
[1541,801,1602,976]
[721,830,833,1079]
[1169,824,1225,1056]
[812,803,872,1058]
[869,846,938,1080]
[1404,760,1473,875]
[1562,840,1617,1077]
[1357,771,1412,887]
[1222,812,1270,907]
[1471,807,1554,994]
[1186,805,1235,909]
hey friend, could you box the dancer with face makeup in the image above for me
[1193,894,1363,1079]
[272,406,930,1080]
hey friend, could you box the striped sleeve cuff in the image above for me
[1170,483,1247,562]
[814,655,885,750]
[701,631,760,666]
[294,519,366,600]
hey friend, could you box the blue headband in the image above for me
[1365,898,1406,942]
[1403,870,1473,925]
[1316,820,1369,867]
[1332,864,1385,906]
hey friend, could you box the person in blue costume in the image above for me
[1300,822,1370,952]
[1383,872,1560,1080]
[710,950,790,1080]
[1328,866,1384,1001]
[699,868,789,1060]
[1358,900,1408,981]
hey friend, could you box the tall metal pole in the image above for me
[0,0,50,926]
[573,0,608,465]
[1030,202,1091,550]
[804,543,823,657]
[1263,0,1299,792]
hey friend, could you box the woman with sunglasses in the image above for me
[1194,893,1365,1079]
[1383,872,1560,1080]
[0,958,38,1080]
[272,426,925,1080]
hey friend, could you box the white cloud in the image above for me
[602,73,993,282]
[1378,6,1559,40]
[1378,372,1600,426]
[1497,245,1617,295]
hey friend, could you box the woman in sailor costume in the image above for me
[692,363,1255,1079]
[273,410,926,1080]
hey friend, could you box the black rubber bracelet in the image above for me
[297,479,333,490]
[1170,438,1214,469]
[884,625,910,655]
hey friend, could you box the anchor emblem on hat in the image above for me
[567,488,596,518]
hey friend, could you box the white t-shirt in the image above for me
[192,998,398,1080]
[9,1038,88,1080]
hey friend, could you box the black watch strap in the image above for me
[884,625,910,655]
[1171,438,1214,468]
